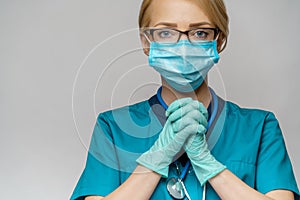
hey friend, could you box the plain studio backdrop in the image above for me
[1,0,299,199]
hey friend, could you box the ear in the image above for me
[216,33,226,53]
[140,33,150,56]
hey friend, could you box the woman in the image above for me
[71,0,299,199]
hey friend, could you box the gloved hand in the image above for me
[136,97,204,178]
[183,102,226,186]
[166,98,208,136]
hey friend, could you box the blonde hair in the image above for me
[138,0,229,52]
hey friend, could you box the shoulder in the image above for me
[96,99,152,126]
[222,100,280,140]
[92,98,160,153]
[225,100,277,123]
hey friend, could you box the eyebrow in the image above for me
[153,22,213,28]
[153,22,177,27]
[189,22,212,27]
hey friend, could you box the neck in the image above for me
[160,79,212,108]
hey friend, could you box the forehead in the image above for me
[147,0,212,27]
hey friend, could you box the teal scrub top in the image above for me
[70,92,299,200]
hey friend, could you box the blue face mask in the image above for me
[148,40,219,92]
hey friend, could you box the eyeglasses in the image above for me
[143,28,219,44]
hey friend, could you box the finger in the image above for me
[174,123,199,142]
[184,126,206,153]
[172,111,208,132]
[168,100,205,122]
[198,101,208,119]
[166,97,193,117]
[197,124,207,134]
[184,133,199,151]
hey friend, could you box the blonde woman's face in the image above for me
[141,0,214,55]
[148,0,213,31]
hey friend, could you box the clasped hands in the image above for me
[137,98,226,186]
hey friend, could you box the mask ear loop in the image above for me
[142,29,152,43]
[214,29,227,53]
[215,30,220,41]
[140,30,152,55]
[214,29,221,52]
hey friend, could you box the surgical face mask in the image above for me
[148,40,219,92]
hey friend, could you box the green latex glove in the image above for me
[137,97,204,177]
[166,99,208,134]
[184,103,226,186]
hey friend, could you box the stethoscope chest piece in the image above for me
[167,177,185,199]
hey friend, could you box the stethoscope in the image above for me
[156,87,219,200]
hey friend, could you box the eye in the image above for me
[157,30,174,38]
[194,30,209,39]
[189,28,216,42]
[152,29,178,43]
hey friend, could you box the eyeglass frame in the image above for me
[143,27,220,44]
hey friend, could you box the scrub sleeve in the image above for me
[256,112,299,198]
[70,113,120,200]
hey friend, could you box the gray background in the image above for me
[1,0,299,199]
